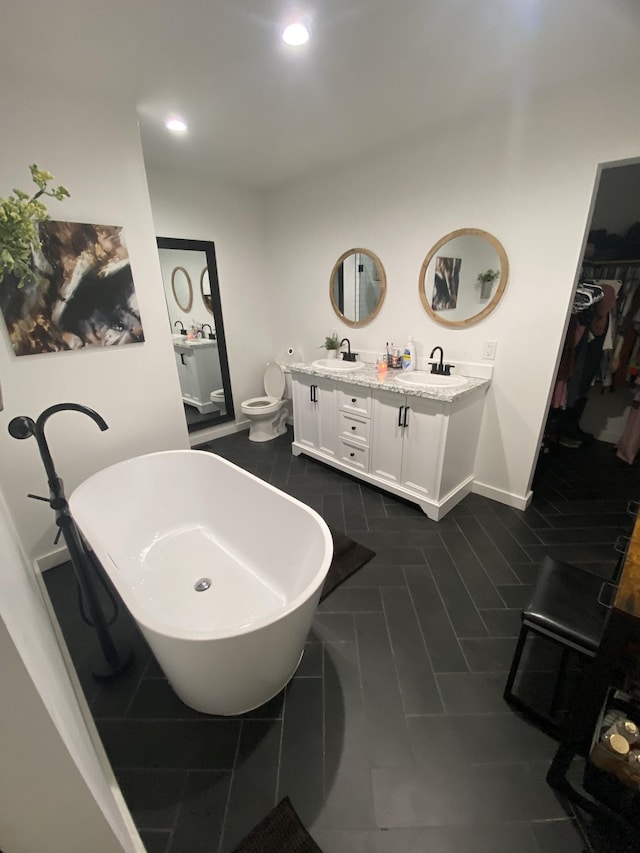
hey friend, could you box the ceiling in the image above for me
[2,0,639,190]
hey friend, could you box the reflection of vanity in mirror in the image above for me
[419,228,508,327]
[330,248,386,327]
[157,237,234,432]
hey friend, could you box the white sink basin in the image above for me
[312,359,366,372]
[395,371,467,389]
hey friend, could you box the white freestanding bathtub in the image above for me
[69,449,333,715]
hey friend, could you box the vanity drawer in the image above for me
[338,439,370,473]
[339,411,370,445]
[339,387,371,417]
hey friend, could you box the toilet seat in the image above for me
[241,395,281,415]
[240,363,286,416]
[263,362,285,400]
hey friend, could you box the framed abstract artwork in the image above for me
[0,221,144,356]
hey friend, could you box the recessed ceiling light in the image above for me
[165,118,188,133]
[282,23,309,46]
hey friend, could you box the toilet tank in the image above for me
[281,365,293,424]
[281,365,292,400]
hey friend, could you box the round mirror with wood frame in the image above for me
[171,266,193,313]
[330,248,387,328]
[200,267,213,314]
[418,228,508,328]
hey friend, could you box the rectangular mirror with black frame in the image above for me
[157,237,235,433]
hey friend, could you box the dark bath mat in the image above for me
[320,530,375,601]
[231,796,323,853]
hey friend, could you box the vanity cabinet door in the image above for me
[315,378,338,459]
[292,376,337,458]
[370,389,405,484]
[175,347,197,402]
[292,376,320,450]
[400,396,445,499]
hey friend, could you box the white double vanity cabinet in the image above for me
[290,365,490,520]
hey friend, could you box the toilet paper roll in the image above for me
[282,346,300,363]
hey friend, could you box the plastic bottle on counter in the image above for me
[402,336,416,372]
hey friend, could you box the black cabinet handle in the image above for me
[351,425,356,431]
[398,406,404,427]
[403,406,410,428]
[350,452,355,457]
[309,385,313,402]
[351,398,357,403]
[180,353,186,366]
[310,384,318,403]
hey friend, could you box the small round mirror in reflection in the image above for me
[418,229,508,327]
[171,266,193,313]
[200,267,213,314]
[330,248,386,328]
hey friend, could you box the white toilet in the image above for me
[241,362,290,442]
[209,388,226,414]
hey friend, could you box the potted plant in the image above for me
[476,268,500,300]
[320,333,340,358]
[0,164,70,290]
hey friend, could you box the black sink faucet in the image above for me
[202,323,215,340]
[429,346,454,376]
[340,338,358,362]
[429,346,444,373]
[174,320,186,335]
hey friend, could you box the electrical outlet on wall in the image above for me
[483,340,497,360]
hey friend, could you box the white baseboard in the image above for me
[472,480,533,511]
[35,545,70,574]
[189,418,250,447]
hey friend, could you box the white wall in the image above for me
[0,488,138,853]
[0,80,189,562]
[145,168,274,443]
[264,74,640,508]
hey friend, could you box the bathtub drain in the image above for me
[194,578,212,592]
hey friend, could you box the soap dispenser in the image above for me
[402,336,416,372]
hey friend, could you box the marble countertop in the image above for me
[172,334,217,348]
[288,362,490,403]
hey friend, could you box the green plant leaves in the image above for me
[0,164,70,288]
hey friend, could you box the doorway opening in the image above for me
[542,158,640,463]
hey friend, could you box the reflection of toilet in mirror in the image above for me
[209,388,226,415]
[241,362,290,442]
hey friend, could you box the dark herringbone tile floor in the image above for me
[44,430,639,853]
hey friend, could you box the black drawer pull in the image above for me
[403,406,410,428]
[351,398,357,403]
[350,452,355,457]
[351,425,356,431]
[398,406,404,426]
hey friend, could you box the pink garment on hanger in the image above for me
[552,380,567,410]
[617,380,640,465]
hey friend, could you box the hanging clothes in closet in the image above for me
[548,280,614,448]
[570,260,640,462]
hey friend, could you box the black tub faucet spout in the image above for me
[9,403,108,487]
